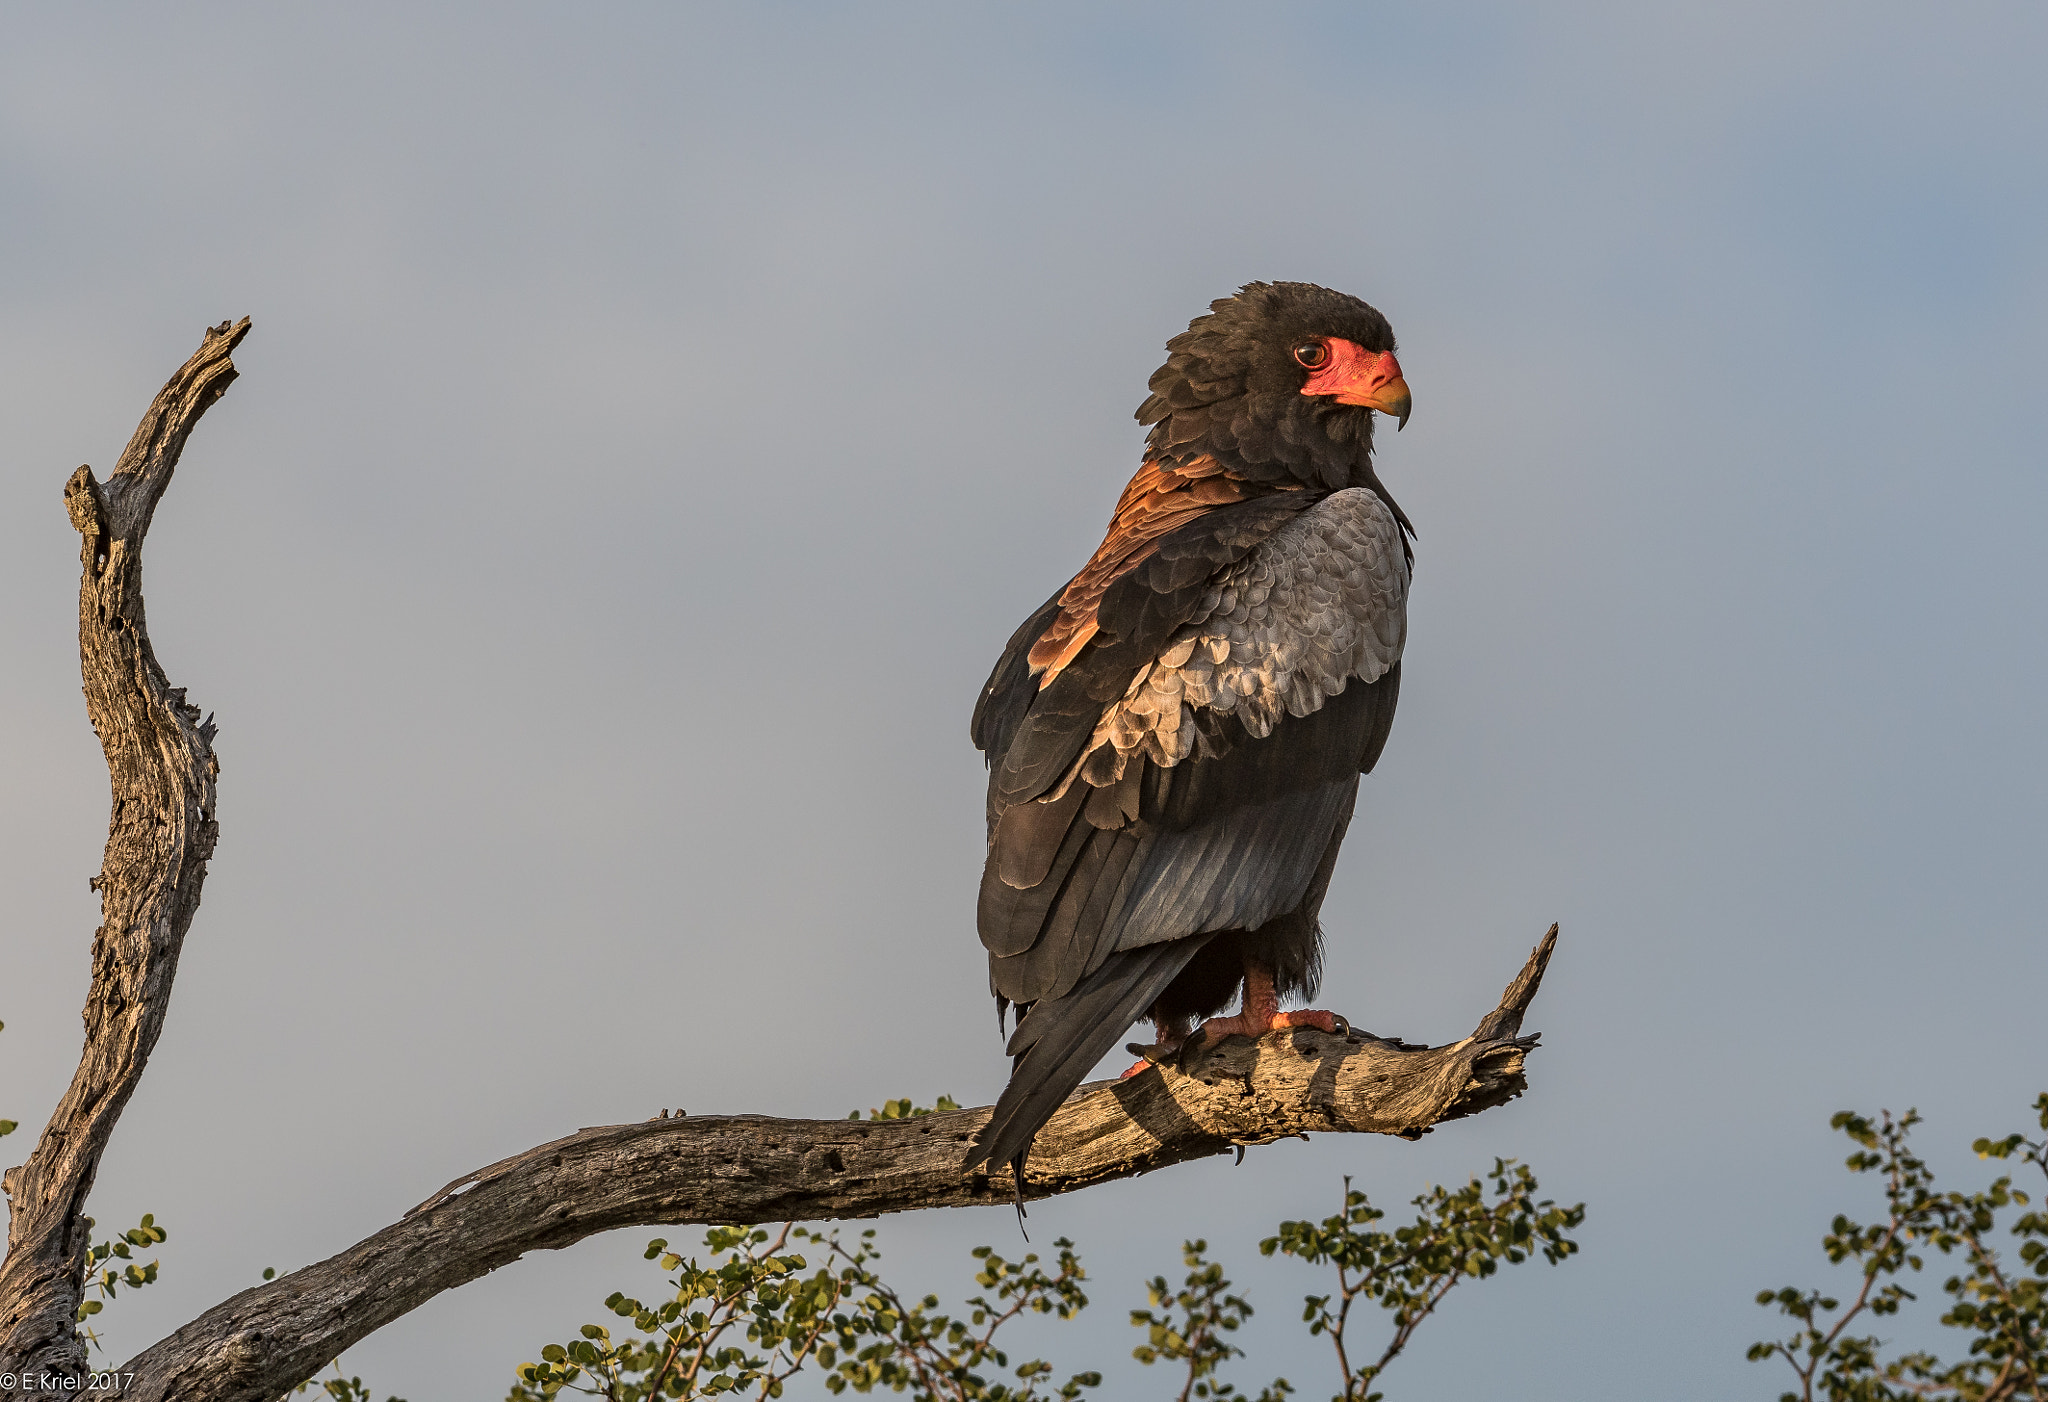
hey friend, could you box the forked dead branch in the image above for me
[0,322,1557,1402]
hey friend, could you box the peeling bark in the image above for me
[0,322,1557,1402]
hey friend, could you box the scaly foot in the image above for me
[1119,1017,1190,1078]
[1189,1007,1347,1052]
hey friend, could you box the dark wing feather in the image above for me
[984,674,1395,1003]
[1356,657,1401,776]
[980,493,1322,816]
[966,672,1399,1177]
[985,672,1107,815]
[967,491,1403,1180]
[971,592,1063,763]
[977,783,1094,959]
[1103,666,1399,949]
[1073,494,1322,699]
[1109,780,1356,943]
[969,937,1213,1185]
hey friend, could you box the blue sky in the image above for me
[3,5,2045,1397]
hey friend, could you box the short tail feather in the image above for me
[965,937,1212,1185]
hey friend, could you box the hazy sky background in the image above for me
[4,5,2045,1397]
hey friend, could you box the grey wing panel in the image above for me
[1081,488,1409,776]
[982,494,1323,816]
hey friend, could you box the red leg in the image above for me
[1190,961,1343,1051]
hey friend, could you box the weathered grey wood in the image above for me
[0,320,244,1388]
[112,930,1554,1402]
[0,320,1558,1402]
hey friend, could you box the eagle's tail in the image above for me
[964,935,1212,1190]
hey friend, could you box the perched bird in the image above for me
[965,282,1415,1192]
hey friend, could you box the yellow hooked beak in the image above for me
[1304,345,1412,429]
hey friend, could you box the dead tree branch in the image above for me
[1,319,244,1385]
[0,321,1557,1402]
[117,928,1554,1402]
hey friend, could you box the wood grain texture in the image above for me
[0,319,244,1387]
[0,320,1557,1402]
[115,928,1553,1402]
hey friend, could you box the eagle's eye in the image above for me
[1293,341,1329,370]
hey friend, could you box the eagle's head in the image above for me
[1137,281,1411,491]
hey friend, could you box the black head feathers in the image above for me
[1136,282,1400,492]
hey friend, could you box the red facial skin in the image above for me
[1298,339,1412,422]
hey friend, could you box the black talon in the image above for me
[1125,1040,1180,1065]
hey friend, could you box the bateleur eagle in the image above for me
[966,281,1416,1189]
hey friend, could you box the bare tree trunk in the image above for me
[1,320,242,1387]
[0,322,1557,1402]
